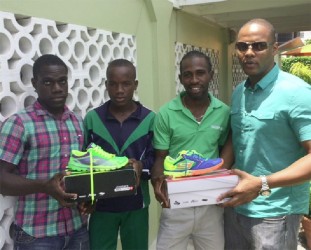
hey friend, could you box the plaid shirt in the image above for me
[0,101,87,238]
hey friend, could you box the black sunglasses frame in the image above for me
[235,42,273,52]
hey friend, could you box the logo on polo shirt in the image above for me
[211,125,223,131]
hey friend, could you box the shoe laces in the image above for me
[182,151,206,165]
[88,144,115,159]
[184,153,204,160]
[180,150,203,158]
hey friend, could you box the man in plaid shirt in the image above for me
[0,54,89,249]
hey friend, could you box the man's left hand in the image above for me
[217,169,262,207]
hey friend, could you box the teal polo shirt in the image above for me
[231,64,311,218]
[153,92,230,159]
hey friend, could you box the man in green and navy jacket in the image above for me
[84,59,155,250]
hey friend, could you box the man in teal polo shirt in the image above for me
[218,18,311,250]
[151,50,232,249]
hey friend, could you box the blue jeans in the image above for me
[224,207,302,250]
[14,225,90,250]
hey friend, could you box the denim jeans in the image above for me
[14,225,90,250]
[224,207,302,250]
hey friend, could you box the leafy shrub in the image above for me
[282,57,311,73]
[305,39,311,45]
[289,62,311,84]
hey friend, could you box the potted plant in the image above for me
[301,183,311,249]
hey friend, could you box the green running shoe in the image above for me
[164,150,223,177]
[67,143,129,172]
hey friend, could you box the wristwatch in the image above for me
[259,175,271,196]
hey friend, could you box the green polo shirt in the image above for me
[231,64,311,218]
[153,92,230,159]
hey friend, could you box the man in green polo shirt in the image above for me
[151,50,232,249]
[218,18,311,250]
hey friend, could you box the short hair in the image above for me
[106,59,136,79]
[180,50,212,73]
[33,54,68,79]
[240,18,276,43]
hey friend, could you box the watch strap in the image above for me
[259,175,271,196]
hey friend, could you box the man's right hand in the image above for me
[44,172,77,207]
[0,161,78,207]
[151,174,170,208]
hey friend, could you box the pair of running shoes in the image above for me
[67,143,223,177]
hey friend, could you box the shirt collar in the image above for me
[34,100,72,119]
[168,91,222,111]
[103,100,143,121]
[245,64,279,91]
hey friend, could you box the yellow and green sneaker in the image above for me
[164,150,223,177]
[67,143,129,172]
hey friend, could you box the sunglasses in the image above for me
[235,42,273,52]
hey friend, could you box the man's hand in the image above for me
[128,159,142,187]
[43,172,77,207]
[151,174,170,208]
[78,201,96,215]
[217,169,262,207]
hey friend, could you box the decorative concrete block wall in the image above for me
[232,54,247,89]
[0,11,137,250]
[0,196,16,250]
[0,11,137,121]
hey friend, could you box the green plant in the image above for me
[289,62,311,84]
[282,57,311,73]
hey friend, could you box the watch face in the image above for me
[260,190,271,196]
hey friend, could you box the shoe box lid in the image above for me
[166,170,239,194]
[64,166,137,202]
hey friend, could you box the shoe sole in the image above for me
[164,159,224,178]
[67,164,125,172]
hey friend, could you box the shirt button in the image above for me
[65,154,68,157]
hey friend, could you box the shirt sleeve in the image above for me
[153,109,171,150]
[289,84,311,142]
[0,115,26,166]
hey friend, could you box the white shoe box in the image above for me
[167,170,239,209]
